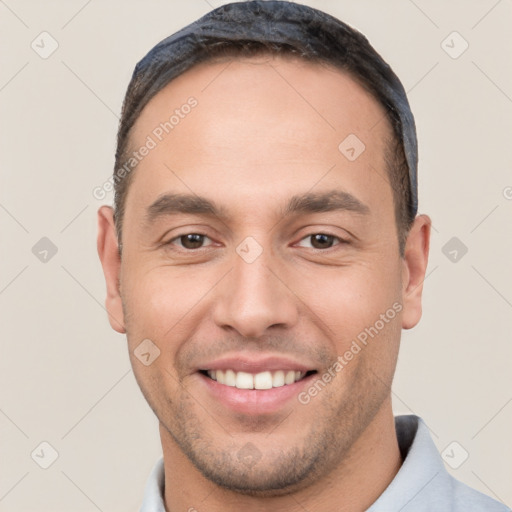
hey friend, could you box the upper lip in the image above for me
[197,355,316,374]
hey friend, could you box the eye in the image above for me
[168,233,214,250]
[296,233,344,250]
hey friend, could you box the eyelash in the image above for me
[165,232,348,251]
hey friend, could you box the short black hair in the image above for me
[113,1,418,253]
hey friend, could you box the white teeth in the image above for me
[206,369,307,389]
[272,370,285,387]
[254,371,273,390]
[224,369,236,387]
[235,371,254,389]
[285,370,296,385]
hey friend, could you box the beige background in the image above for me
[1,0,511,510]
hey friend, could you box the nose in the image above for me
[212,246,299,339]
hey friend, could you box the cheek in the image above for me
[303,266,403,399]
[300,261,403,348]
[121,270,197,405]
[121,265,215,349]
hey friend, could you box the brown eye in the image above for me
[176,234,209,249]
[296,233,346,250]
[310,234,336,249]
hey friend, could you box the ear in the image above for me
[401,214,431,330]
[97,206,126,333]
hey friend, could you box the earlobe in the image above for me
[401,214,431,330]
[97,206,126,333]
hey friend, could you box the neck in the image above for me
[160,401,401,512]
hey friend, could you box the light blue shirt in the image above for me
[140,415,510,511]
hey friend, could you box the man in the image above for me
[97,2,509,511]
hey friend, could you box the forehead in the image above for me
[125,56,394,221]
[131,54,391,145]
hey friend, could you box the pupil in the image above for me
[182,234,204,249]
[311,234,333,249]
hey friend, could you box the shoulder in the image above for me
[448,477,510,512]
[368,415,510,511]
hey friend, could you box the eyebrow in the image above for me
[284,190,370,216]
[145,190,369,225]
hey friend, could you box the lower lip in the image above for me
[198,372,316,414]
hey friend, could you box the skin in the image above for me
[98,56,430,512]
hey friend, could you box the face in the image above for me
[98,56,429,495]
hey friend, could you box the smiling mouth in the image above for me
[200,369,317,390]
